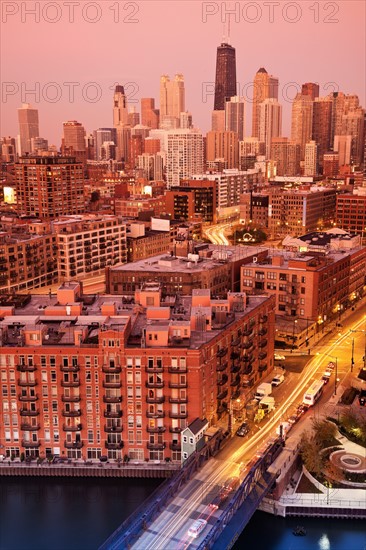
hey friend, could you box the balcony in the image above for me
[258,351,267,360]
[102,365,122,373]
[231,338,241,347]
[18,394,38,402]
[146,396,165,404]
[64,441,84,449]
[242,341,253,350]
[230,376,240,387]
[242,365,253,376]
[60,365,80,372]
[22,440,41,448]
[230,351,240,360]
[169,426,182,433]
[145,366,164,374]
[258,363,268,372]
[147,442,166,450]
[216,347,228,358]
[242,354,254,363]
[243,329,253,337]
[169,411,188,419]
[20,423,40,431]
[103,395,122,403]
[259,339,268,348]
[217,389,228,400]
[63,424,82,432]
[103,381,122,389]
[17,379,37,387]
[169,442,181,451]
[104,424,123,433]
[145,381,164,389]
[62,395,81,403]
[217,375,228,386]
[62,409,81,417]
[169,381,187,389]
[168,366,187,374]
[105,441,124,450]
[104,410,122,418]
[216,361,228,372]
[146,426,166,433]
[258,327,267,336]
[61,380,80,388]
[146,411,165,418]
[230,365,240,374]
[17,364,37,372]
[169,396,188,404]
[231,389,240,400]
[20,408,39,416]
[259,315,268,323]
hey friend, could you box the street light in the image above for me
[292,320,298,352]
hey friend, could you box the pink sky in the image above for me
[1,0,365,145]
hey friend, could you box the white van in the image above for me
[187,518,207,538]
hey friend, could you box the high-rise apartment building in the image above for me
[128,107,140,127]
[258,99,282,158]
[251,68,279,138]
[17,103,39,156]
[166,129,203,188]
[312,98,332,169]
[304,141,318,176]
[341,109,365,166]
[214,42,237,111]
[160,74,185,127]
[225,96,245,141]
[141,98,160,129]
[336,189,366,242]
[15,156,85,218]
[1,137,17,162]
[206,131,239,169]
[270,137,300,177]
[301,82,320,100]
[61,121,86,162]
[291,93,313,160]
[334,135,352,167]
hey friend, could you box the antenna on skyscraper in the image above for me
[228,15,231,43]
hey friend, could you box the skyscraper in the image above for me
[312,97,332,170]
[258,99,282,158]
[160,74,185,127]
[225,96,245,141]
[113,85,128,127]
[214,42,237,111]
[62,120,86,162]
[206,131,239,169]
[17,103,39,156]
[304,141,318,176]
[291,93,313,161]
[166,129,203,188]
[141,98,160,129]
[94,128,117,161]
[270,137,300,177]
[251,68,279,138]
[301,82,320,100]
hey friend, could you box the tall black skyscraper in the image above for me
[214,42,237,111]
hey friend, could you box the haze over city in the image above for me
[1,0,365,143]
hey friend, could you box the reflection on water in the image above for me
[234,511,366,550]
[0,476,161,550]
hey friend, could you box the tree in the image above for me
[90,190,100,203]
[312,419,338,448]
[299,430,324,477]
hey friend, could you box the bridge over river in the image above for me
[100,435,284,550]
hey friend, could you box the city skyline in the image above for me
[1,1,365,144]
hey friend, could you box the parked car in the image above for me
[236,422,250,437]
[271,374,285,387]
[327,361,336,370]
[359,390,366,406]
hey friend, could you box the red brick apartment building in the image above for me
[0,282,274,462]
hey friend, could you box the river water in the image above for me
[0,478,365,550]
